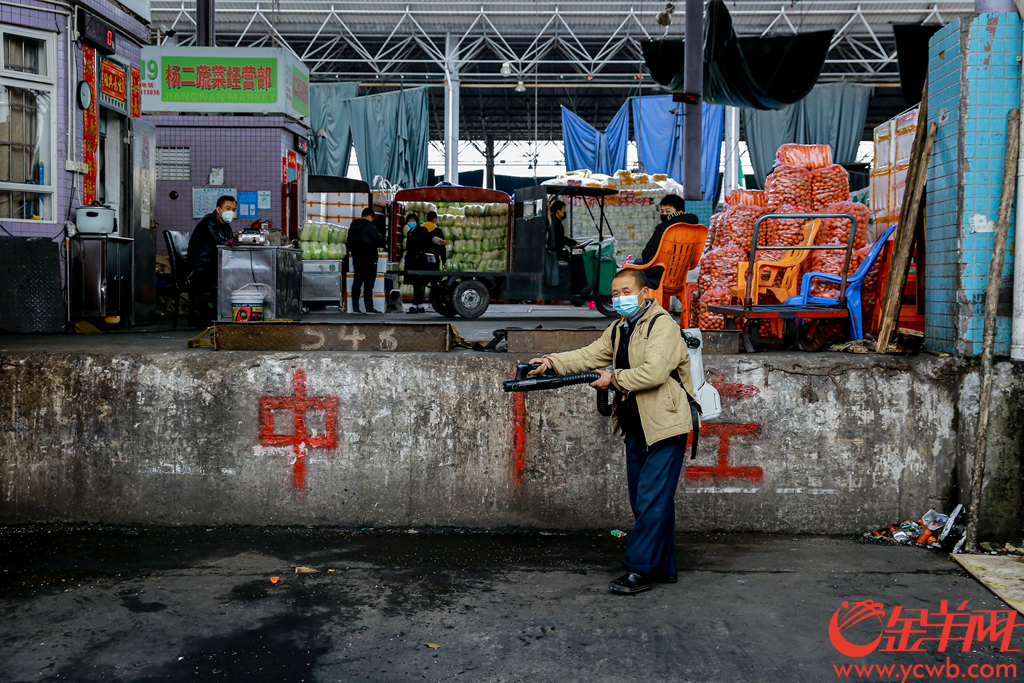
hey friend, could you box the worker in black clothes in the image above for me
[346,207,385,314]
[631,194,700,289]
[186,195,238,327]
[404,211,449,314]
[550,200,589,294]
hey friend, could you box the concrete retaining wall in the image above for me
[0,351,1020,535]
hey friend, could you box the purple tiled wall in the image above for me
[144,115,307,255]
[1,1,146,243]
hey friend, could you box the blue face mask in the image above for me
[612,291,646,317]
[407,222,417,229]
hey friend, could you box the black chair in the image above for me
[163,230,190,328]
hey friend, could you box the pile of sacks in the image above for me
[694,144,876,334]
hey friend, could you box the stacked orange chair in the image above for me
[730,218,822,338]
[623,222,708,327]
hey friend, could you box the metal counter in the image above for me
[302,259,345,304]
[217,246,302,321]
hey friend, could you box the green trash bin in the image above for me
[582,238,617,296]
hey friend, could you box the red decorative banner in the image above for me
[130,65,141,117]
[83,45,98,205]
[100,60,126,102]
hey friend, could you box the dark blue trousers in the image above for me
[622,432,687,575]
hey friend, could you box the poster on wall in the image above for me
[238,191,258,219]
[192,187,238,218]
[257,191,272,209]
[140,46,310,122]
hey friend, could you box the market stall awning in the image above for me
[641,0,833,111]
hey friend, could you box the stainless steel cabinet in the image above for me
[217,246,302,321]
[302,260,345,304]
[69,236,134,321]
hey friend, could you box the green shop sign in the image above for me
[160,56,277,104]
[291,65,309,117]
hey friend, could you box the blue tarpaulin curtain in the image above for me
[741,82,872,188]
[309,85,429,189]
[631,96,725,202]
[561,103,629,175]
[309,82,359,177]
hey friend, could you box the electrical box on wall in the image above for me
[78,9,117,56]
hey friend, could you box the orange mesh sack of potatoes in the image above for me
[765,165,812,211]
[808,248,866,298]
[722,204,769,249]
[776,143,833,169]
[698,245,748,294]
[818,201,871,249]
[706,211,726,251]
[725,189,767,208]
[696,287,733,330]
[810,164,850,210]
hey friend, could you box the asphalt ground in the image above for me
[1,526,1020,683]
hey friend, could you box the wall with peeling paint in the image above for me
[0,351,1019,536]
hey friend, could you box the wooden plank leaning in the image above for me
[875,115,938,353]
[964,108,1021,553]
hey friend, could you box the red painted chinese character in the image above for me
[240,65,256,90]
[210,64,226,89]
[195,64,211,89]
[256,65,272,90]
[685,422,763,482]
[259,369,339,492]
[165,64,181,89]
[225,65,241,89]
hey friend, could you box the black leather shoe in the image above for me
[609,572,653,594]
[651,573,678,584]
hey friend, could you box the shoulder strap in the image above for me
[646,312,700,459]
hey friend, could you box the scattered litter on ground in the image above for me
[424,643,440,649]
[270,576,281,584]
[859,506,964,551]
[294,566,318,574]
[610,530,626,538]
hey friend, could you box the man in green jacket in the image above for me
[529,268,695,594]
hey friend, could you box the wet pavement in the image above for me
[1,526,1020,683]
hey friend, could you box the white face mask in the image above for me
[221,210,236,223]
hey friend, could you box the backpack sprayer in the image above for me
[503,364,613,416]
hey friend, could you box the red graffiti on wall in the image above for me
[259,369,338,492]
[511,393,527,486]
[686,422,763,482]
[706,374,760,399]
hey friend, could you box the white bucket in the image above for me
[231,283,267,322]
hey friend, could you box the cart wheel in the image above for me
[451,280,490,319]
[429,284,456,317]
[594,295,618,319]
[797,321,828,352]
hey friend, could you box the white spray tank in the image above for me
[682,328,722,421]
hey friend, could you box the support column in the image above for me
[682,0,704,201]
[444,34,460,186]
[196,0,216,46]
[723,106,740,197]
[484,136,495,190]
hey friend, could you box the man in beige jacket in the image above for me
[530,268,696,595]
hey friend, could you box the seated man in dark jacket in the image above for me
[186,195,237,326]
[346,207,385,314]
[632,194,699,289]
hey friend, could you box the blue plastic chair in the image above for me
[784,224,898,340]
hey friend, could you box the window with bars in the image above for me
[156,147,191,181]
[0,25,54,222]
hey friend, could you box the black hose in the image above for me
[596,389,612,416]
[504,368,612,417]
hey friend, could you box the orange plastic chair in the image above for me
[730,218,821,337]
[624,222,708,327]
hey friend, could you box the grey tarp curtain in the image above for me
[309,82,359,177]
[309,85,430,189]
[741,82,872,188]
